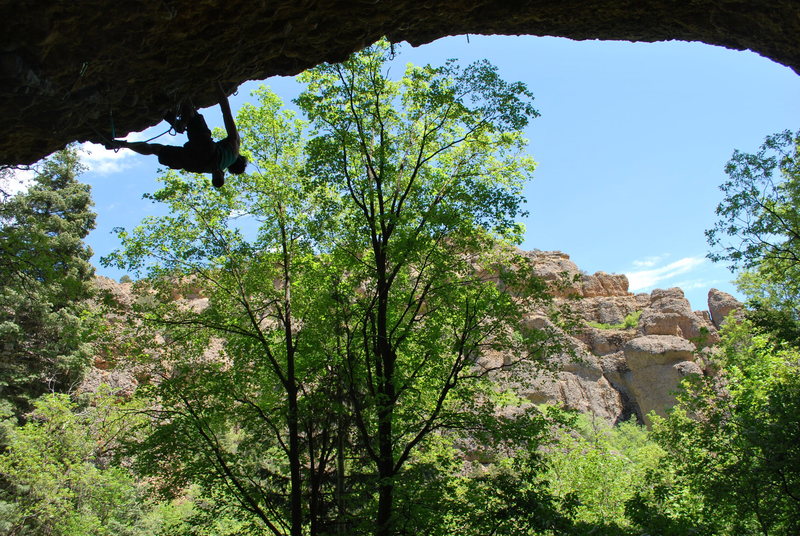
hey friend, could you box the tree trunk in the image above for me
[375,250,396,536]
[281,214,303,536]
[336,380,348,536]
[287,360,302,536]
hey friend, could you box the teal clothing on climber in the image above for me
[216,138,237,170]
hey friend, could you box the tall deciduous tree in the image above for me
[0,148,96,416]
[295,40,558,535]
[706,129,800,314]
[108,41,558,536]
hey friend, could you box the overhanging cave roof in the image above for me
[2,0,798,166]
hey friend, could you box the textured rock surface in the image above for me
[84,251,741,425]
[2,0,800,165]
[708,287,741,328]
[639,287,719,344]
[619,335,701,425]
[581,272,630,298]
[510,251,740,424]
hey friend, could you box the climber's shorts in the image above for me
[157,113,216,173]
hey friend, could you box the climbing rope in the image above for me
[141,127,175,143]
[89,125,119,153]
[93,108,177,151]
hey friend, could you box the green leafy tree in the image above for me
[0,391,155,536]
[418,406,575,536]
[295,40,561,536]
[539,414,663,535]
[0,147,96,416]
[706,129,800,314]
[106,41,560,536]
[645,320,800,535]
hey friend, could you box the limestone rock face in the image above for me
[624,334,695,366]
[78,368,138,398]
[708,288,741,328]
[581,272,630,298]
[583,328,633,357]
[524,250,583,298]
[3,1,800,165]
[499,252,731,425]
[502,343,629,424]
[639,287,718,344]
[620,335,701,425]
[84,252,735,425]
[574,294,648,326]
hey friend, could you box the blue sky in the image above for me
[74,35,800,310]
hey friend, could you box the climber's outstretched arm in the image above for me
[216,83,240,150]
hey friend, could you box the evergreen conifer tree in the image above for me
[0,147,96,417]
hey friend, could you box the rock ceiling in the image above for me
[2,0,798,166]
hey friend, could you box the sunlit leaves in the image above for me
[707,130,800,314]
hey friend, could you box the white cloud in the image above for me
[672,278,721,291]
[625,256,706,292]
[1,167,35,196]
[79,142,137,175]
[631,254,668,268]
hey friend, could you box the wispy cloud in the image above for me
[79,142,137,175]
[625,256,707,292]
[631,254,667,268]
[1,168,35,196]
[672,278,721,291]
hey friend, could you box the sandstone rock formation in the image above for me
[84,251,740,425]
[639,287,719,344]
[2,1,800,166]
[617,335,700,426]
[708,287,740,328]
[509,251,736,425]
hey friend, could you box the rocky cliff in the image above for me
[84,250,740,425]
[492,251,740,425]
[3,0,800,166]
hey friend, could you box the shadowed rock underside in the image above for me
[2,0,799,165]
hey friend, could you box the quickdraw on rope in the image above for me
[89,126,120,153]
[108,108,120,152]
[94,110,176,151]
[141,127,174,143]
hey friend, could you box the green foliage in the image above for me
[683,127,800,535]
[642,320,800,535]
[425,406,577,536]
[0,391,157,536]
[103,40,560,536]
[297,39,555,536]
[540,413,663,534]
[743,299,800,348]
[0,147,96,416]
[707,129,800,314]
[586,310,641,330]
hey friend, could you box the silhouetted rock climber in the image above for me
[104,83,246,188]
